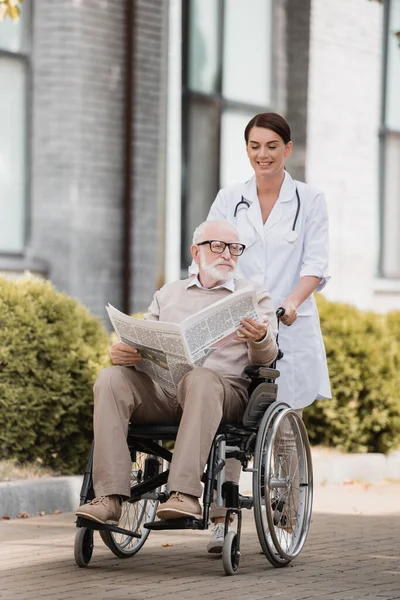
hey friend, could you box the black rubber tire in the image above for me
[74,527,94,568]
[222,531,240,576]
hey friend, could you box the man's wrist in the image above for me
[254,328,269,343]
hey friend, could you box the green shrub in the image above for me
[0,275,110,474]
[304,295,400,454]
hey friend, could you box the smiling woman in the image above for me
[191,112,331,412]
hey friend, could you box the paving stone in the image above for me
[0,484,400,599]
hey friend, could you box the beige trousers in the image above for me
[92,366,247,503]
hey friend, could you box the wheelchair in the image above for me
[74,310,313,576]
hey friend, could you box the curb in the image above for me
[311,450,400,485]
[0,476,82,520]
[238,450,400,494]
[1,451,400,520]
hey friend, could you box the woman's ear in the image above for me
[284,140,293,159]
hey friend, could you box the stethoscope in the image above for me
[233,187,301,243]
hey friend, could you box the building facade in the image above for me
[0,0,399,321]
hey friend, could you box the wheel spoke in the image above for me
[253,405,313,566]
[101,447,163,557]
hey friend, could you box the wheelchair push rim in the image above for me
[253,402,313,567]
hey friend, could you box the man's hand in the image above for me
[110,341,142,365]
[234,317,268,343]
[280,300,297,326]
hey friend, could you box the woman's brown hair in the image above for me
[244,113,291,145]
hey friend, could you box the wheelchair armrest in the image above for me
[242,381,278,427]
[244,365,280,380]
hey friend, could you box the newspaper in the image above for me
[106,286,260,392]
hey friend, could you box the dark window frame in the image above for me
[0,6,32,257]
[378,0,400,278]
[181,0,276,269]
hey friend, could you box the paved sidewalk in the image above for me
[0,483,399,600]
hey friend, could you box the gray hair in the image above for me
[192,220,238,245]
[192,222,208,245]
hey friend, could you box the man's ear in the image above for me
[191,244,201,265]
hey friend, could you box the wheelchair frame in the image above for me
[75,361,313,575]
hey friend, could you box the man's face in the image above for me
[191,223,242,287]
[199,245,237,282]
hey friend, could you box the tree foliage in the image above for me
[0,0,23,22]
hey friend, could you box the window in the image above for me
[0,2,30,254]
[181,0,274,267]
[379,0,400,278]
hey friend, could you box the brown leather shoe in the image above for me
[156,492,202,520]
[75,495,122,524]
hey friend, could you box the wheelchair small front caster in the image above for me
[222,531,240,575]
[74,527,94,567]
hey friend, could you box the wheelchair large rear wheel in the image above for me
[253,403,313,568]
[100,448,163,558]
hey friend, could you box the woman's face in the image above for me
[246,126,292,178]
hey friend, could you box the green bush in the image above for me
[0,275,110,474]
[304,295,400,454]
[2,275,400,467]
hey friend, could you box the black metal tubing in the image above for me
[79,443,94,505]
[144,516,206,531]
[202,433,226,527]
[129,438,173,463]
[76,516,141,539]
[129,469,170,501]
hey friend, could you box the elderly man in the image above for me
[76,220,278,540]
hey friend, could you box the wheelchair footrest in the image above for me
[144,517,206,531]
[76,517,141,539]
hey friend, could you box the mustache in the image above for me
[210,257,236,269]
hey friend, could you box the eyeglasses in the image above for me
[197,240,246,256]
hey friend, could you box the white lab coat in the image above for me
[194,171,331,409]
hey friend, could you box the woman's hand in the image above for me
[280,277,321,326]
[110,341,142,365]
[234,317,268,343]
[280,300,297,326]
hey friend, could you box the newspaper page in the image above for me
[106,286,260,390]
[106,304,192,391]
[181,286,260,364]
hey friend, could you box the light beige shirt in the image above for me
[144,277,278,394]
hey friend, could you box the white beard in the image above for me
[199,252,237,282]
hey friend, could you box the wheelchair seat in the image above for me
[128,422,243,440]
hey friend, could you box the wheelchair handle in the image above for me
[274,307,285,362]
[276,307,286,320]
